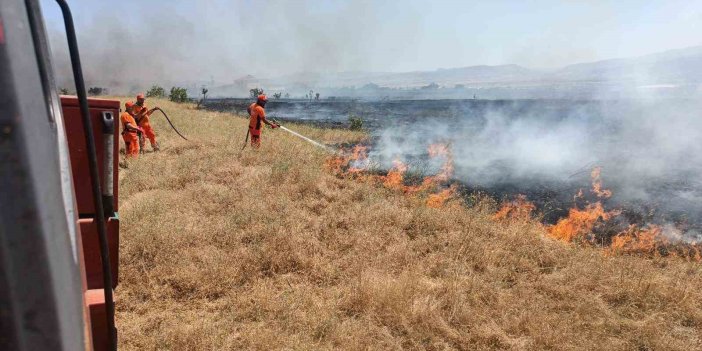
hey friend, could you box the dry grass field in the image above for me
[116,98,702,350]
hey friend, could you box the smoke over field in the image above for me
[372,99,702,243]
[376,101,702,201]
[41,0,404,93]
[42,1,702,97]
[206,97,702,243]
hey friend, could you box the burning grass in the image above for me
[118,98,702,350]
[492,195,536,221]
[331,142,701,261]
[328,142,460,209]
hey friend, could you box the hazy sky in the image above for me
[41,0,702,81]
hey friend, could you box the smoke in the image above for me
[42,0,702,97]
[371,98,702,237]
[48,10,197,92]
[42,0,420,94]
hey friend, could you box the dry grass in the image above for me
[116,98,702,350]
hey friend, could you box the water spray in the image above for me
[249,117,338,154]
[240,117,343,155]
[278,125,335,153]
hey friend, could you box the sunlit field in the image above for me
[116,99,702,350]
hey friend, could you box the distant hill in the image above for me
[553,45,702,84]
[210,45,702,98]
[269,64,542,88]
[366,64,542,87]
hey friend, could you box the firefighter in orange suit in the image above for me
[120,101,142,158]
[133,93,159,152]
[247,94,278,148]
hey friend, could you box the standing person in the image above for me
[247,94,278,148]
[133,93,160,152]
[120,101,142,159]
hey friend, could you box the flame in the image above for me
[329,148,701,261]
[348,145,369,173]
[426,185,458,208]
[328,142,459,208]
[549,167,701,260]
[493,194,536,221]
[324,145,371,176]
[548,167,620,242]
[378,142,454,195]
[609,225,663,255]
[548,203,620,242]
[425,143,454,184]
[325,156,347,175]
[427,143,449,157]
[608,225,702,260]
[382,159,408,190]
[591,167,612,198]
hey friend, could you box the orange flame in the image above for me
[427,143,450,157]
[549,167,619,242]
[493,194,536,221]
[609,225,663,255]
[591,167,612,198]
[379,142,455,195]
[382,159,408,190]
[608,225,702,261]
[348,145,370,173]
[329,147,701,261]
[325,156,347,175]
[427,185,458,208]
[326,142,460,209]
[548,203,619,242]
[425,143,454,184]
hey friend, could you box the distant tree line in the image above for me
[250,88,292,100]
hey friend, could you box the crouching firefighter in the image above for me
[246,94,278,148]
[120,101,143,158]
[134,93,160,152]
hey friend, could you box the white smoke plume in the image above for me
[41,0,414,94]
[372,97,702,238]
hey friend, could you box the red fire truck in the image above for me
[1,1,120,350]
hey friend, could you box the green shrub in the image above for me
[146,85,166,98]
[348,115,364,131]
[169,86,189,103]
[88,87,105,96]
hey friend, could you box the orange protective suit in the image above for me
[248,102,266,148]
[133,103,157,149]
[120,112,139,158]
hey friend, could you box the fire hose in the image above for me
[153,107,189,141]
